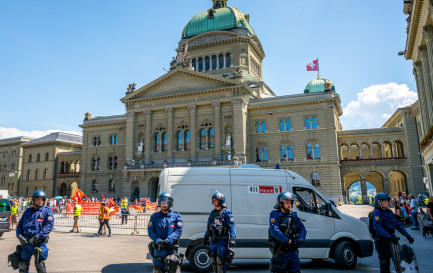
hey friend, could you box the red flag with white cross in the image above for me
[306,59,319,71]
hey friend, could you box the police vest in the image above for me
[268,214,302,252]
[11,206,18,216]
[207,208,229,242]
[121,200,128,209]
[74,205,82,217]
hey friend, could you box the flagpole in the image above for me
[317,57,320,78]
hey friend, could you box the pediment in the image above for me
[122,68,239,101]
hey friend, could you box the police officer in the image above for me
[372,193,414,273]
[203,191,236,273]
[121,197,128,224]
[16,190,54,273]
[148,192,183,273]
[269,192,306,273]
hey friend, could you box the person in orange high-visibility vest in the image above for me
[96,203,111,237]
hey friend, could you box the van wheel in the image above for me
[334,241,357,269]
[0,232,3,237]
[188,244,212,272]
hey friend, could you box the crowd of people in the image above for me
[391,194,433,230]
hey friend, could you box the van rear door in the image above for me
[291,186,335,259]
[230,168,287,258]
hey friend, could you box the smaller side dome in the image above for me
[304,76,336,93]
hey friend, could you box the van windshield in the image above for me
[0,199,11,211]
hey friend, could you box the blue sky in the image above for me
[0,0,417,138]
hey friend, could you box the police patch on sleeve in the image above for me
[177,222,183,227]
[375,216,379,221]
[271,218,275,223]
[230,217,234,223]
[149,222,152,227]
[48,216,53,221]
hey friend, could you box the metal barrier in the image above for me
[53,212,152,234]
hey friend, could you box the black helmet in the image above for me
[31,190,47,206]
[274,192,295,209]
[374,193,390,208]
[158,192,174,208]
[212,191,226,208]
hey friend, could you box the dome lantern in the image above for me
[212,0,227,9]
[304,77,336,94]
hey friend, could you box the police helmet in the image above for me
[31,190,47,206]
[374,193,390,208]
[274,192,295,209]
[158,192,174,208]
[211,191,226,208]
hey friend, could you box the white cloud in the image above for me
[341,83,418,130]
[0,126,82,140]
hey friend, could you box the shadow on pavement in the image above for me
[102,263,153,273]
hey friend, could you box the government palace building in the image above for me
[0,0,430,203]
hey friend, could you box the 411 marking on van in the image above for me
[248,186,282,194]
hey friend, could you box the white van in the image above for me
[158,166,373,272]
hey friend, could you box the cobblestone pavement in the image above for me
[0,205,431,272]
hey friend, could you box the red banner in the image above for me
[66,202,103,215]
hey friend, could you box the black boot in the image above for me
[379,258,391,273]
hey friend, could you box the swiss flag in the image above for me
[108,206,120,215]
[72,189,86,203]
[306,59,319,71]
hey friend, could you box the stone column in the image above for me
[144,110,152,164]
[212,102,222,160]
[413,63,430,135]
[380,142,385,158]
[188,105,198,161]
[125,112,136,163]
[340,173,347,204]
[360,179,368,204]
[231,99,248,163]
[166,108,174,163]
[370,147,374,159]
[418,45,433,128]
[383,178,390,195]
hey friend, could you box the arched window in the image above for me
[28,154,32,163]
[110,135,118,145]
[44,169,48,180]
[212,55,217,70]
[395,141,404,158]
[350,144,360,160]
[205,56,210,71]
[372,142,381,158]
[109,156,118,170]
[93,136,101,146]
[108,179,115,192]
[91,180,98,193]
[198,57,203,72]
[27,170,31,180]
[256,146,269,162]
[185,130,191,150]
[92,157,100,170]
[340,144,349,160]
[37,153,40,162]
[1,177,5,185]
[312,117,318,129]
[200,129,206,149]
[60,161,65,173]
[226,53,231,67]
[177,130,184,150]
[383,141,393,158]
[281,145,294,161]
[199,122,214,149]
[35,169,40,180]
[162,132,168,151]
[312,173,321,187]
[314,144,321,159]
[280,119,291,131]
[219,54,224,69]
[155,132,161,152]
[45,153,49,161]
[75,160,80,173]
[192,58,196,71]
[361,143,370,159]
[65,161,70,173]
[209,128,215,148]
[307,144,313,159]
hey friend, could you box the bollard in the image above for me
[131,214,140,235]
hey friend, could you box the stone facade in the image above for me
[0,137,32,196]
[402,0,433,195]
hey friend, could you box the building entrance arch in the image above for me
[131,181,139,200]
[388,170,407,198]
[59,182,67,197]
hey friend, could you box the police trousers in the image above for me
[270,250,300,273]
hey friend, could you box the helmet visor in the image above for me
[160,200,169,207]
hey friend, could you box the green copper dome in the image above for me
[182,7,256,39]
[304,77,336,93]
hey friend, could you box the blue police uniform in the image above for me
[16,205,54,272]
[148,210,183,270]
[372,208,409,271]
[204,208,236,272]
[269,210,306,273]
